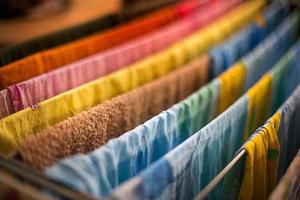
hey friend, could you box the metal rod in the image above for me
[0,170,52,200]
[194,149,246,200]
[0,156,99,200]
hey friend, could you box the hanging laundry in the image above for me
[0,90,13,119]
[0,0,265,154]
[244,14,299,89]
[18,55,209,171]
[1,0,236,117]
[238,114,281,200]
[275,66,300,177]
[0,3,178,88]
[209,1,288,78]
[15,1,287,171]
[217,62,246,114]
[106,38,300,200]
[42,7,299,200]
[196,82,300,200]
[218,12,298,116]
[239,77,300,200]
[0,0,210,67]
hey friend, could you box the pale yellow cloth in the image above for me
[239,112,281,200]
[0,1,265,153]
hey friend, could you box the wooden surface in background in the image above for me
[0,0,121,45]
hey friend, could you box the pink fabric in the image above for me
[5,0,240,116]
[0,89,14,119]
[176,0,211,17]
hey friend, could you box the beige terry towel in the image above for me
[17,55,209,171]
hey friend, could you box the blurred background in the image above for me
[0,0,120,46]
[0,0,178,47]
[1,0,298,47]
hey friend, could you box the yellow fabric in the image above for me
[217,61,246,114]
[269,112,281,133]
[244,73,273,140]
[0,0,266,153]
[255,13,266,28]
[238,112,281,200]
[268,112,281,189]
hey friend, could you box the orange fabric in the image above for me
[0,7,177,89]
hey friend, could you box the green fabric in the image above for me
[268,149,279,161]
[271,50,293,113]
[178,80,219,140]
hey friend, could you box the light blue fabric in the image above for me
[244,11,300,89]
[45,4,293,199]
[109,38,300,200]
[110,96,249,200]
[277,85,300,179]
[46,80,219,198]
[272,42,300,178]
[209,1,288,78]
[271,39,300,113]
